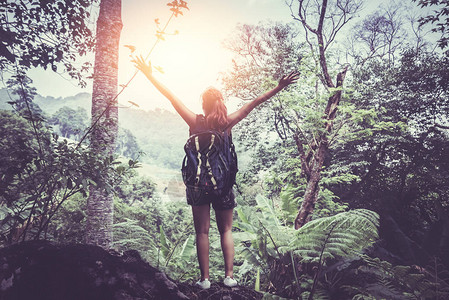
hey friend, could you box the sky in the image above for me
[23,0,415,114]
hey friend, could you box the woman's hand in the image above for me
[278,71,300,88]
[132,55,152,77]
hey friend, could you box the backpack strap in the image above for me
[205,134,218,190]
[194,135,202,186]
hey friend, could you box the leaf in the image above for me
[179,234,194,261]
[128,101,139,108]
[159,225,170,258]
[255,194,280,227]
[154,66,164,74]
[284,209,380,265]
[82,179,88,191]
[0,205,13,220]
[179,0,189,10]
[255,267,260,291]
[155,33,165,41]
[240,247,265,268]
[124,45,136,53]
[236,207,249,224]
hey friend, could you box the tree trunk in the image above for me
[295,142,326,229]
[86,0,122,249]
[294,66,348,229]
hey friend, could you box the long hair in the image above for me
[202,87,228,130]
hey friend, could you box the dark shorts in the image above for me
[186,188,237,210]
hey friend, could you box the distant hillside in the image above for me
[119,107,188,168]
[0,88,91,114]
[0,88,188,169]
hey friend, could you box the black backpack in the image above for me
[181,115,238,197]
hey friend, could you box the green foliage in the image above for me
[233,190,380,298]
[1,0,96,86]
[49,106,88,140]
[283,210,378,299]
[1,5,448,298]
[234,196,288,291]
[159,224,170,259]
[221,14,449,299]
[263,141,349,225]
[118,107,187,169]
[111,172,198,281]
[113,218,155,255]
[5,92,143,162]
[282,209,379,264]
[330,49,449,268]
[0,74,136,245]
[115,128,141,160]
[340,255,449,300]
[112,179,163,252]
[414,0,449,51]
[0,110,38,193]
[46,193,86,244]
[114,175,156,206]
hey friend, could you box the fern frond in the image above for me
[357,254,449,299]
[113,219,154,250]
[284,209,379,265]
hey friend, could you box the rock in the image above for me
[0,240,188,300]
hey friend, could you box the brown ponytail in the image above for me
[201,87,228,130]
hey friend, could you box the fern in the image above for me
[113,218,154,251]
[113,218,160,265]
[234,196,294,256]
[343,254,449,300]
[277,209,379,300]
[283,209,379,264]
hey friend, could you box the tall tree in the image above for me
[288,0,362,229]
[85,0,122,248]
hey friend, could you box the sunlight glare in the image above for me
[119,0,235,114]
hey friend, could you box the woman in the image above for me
[133,55,299,289]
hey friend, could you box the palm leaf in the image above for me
[179,234,195,262]
[159,224,170,258]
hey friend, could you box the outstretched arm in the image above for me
[133,55,196,127]
[227,72,300,129]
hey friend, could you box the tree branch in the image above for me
[435,123,449,130]
[316,0,335,88]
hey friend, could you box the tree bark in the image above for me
[86,0,122,249]
[294,65,348,229]
[295,141,327,229]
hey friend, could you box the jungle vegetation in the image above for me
[1,0,449,299]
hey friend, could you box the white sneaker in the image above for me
[195,278,211,289]
[223,276,237,287]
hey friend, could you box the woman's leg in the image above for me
[215,208,235,277]
[192,204,211,280]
